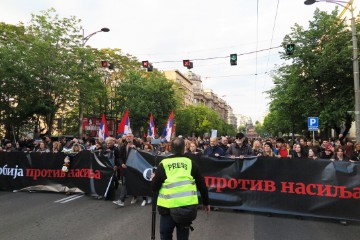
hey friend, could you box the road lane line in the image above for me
[54,194,84,203]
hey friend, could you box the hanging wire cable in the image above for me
[151,46,281,64]
[262,0,280,93]
[253,0,260,110]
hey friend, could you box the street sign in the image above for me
[308,117,319,131]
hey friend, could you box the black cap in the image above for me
[235,133,244,139]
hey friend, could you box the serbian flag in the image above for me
[117,109,132,135]
[162,111,174,142]
[149,113,156,139]
[98,114,109,140]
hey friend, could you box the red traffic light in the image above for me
[101,60,108,67]
[183,60,190,67]
[183,60,193,69]
[142,61,149,68]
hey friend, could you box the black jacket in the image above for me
[151,154,209,215]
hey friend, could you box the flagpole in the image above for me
[151,141,160,240]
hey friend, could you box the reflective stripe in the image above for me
[159,191,197,200]
[162,180,194,189]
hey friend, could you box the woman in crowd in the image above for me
[332,146,349,161]
[143,143,153,152]
[292,143,307,158]
[52,141,61,153]
[72,143,82,153]
[185,141,202,161]
[252,140,263,156]
[37,141,50,153]
[307,147,319,160]
[259,142,275,157]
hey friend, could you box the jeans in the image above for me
[160,214,189,240]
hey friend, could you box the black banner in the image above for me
[124,151,360,221]
[1,151,360,221]
[0,151,113,197]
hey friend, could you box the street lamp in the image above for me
[78,27,110,138]
[304,0,360,142]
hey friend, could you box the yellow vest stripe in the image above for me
[159,191,197,200]
[162,180,195,189]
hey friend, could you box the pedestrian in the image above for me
[226,133,253,159]
[151,137,210,240]
[350,142,360,162]
[113,133,140,206]
[204,137,225,158]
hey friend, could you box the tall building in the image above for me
[164,70,237,128]
[163,70,194,106]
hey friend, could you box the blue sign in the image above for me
[308,117,319,131]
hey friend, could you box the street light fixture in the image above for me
[78,27,110,138]
[304,0,360,142]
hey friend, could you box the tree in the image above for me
[176,105,232,137]
[267,8,354,139]
[115,70,178,135]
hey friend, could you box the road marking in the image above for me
[54,194,84,203]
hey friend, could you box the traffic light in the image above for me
[230,54,237,66]
[108,63,114,70]
[147,64,153,72]
[142,61,153,72]
[101,60,108,67]
[183,60,193,69]
[142,61,149,68]
[286,44,295,55]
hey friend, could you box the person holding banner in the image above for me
[204,137,224,158]
[226,133,253,159]
[151,137,210,240]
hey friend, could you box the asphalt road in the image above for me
[1,190,359,240]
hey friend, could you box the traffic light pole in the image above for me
[350,3,360,143]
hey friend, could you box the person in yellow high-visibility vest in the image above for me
[152,137,210,240]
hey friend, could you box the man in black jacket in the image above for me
[151,137,210,240]
[104,137,120,200]
[113,133,140,206]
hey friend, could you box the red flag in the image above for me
[149,113,156,138]
[117,110,132,134]
[98,114,109,139]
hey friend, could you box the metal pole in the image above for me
[313,131,315,145]
[78,29,85,139]
[78,28,110,139]
[349,3,360,142]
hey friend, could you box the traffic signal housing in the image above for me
[142,60,153,72]
[142,61,149,68]
[230,54,237,66]
[286,44,295,55]
[183,60,193,69]
[101,60,108,67]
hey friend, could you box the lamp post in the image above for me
[304,0,360,142]
[78,27,110,138]
[9,97,18,144]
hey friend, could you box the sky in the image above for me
[1,0,341,122]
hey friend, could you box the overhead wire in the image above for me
[254,0,260,110]
[262,0,280,95]
[151,46,282,64]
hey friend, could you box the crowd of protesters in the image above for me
[1,132,360,163]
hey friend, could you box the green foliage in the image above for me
[176,105,234,137]
[115,70,178,135]
[266,8,355,137]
